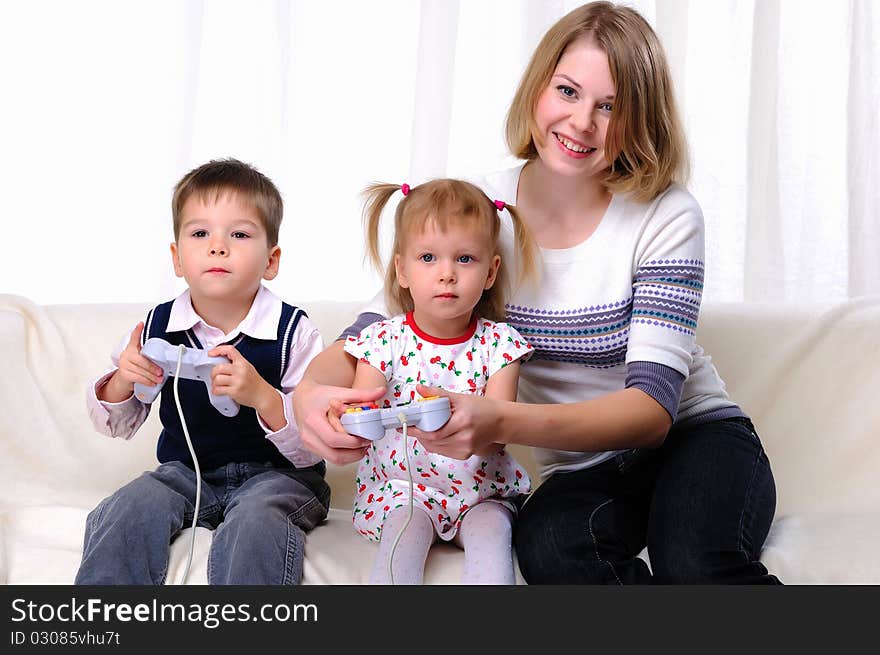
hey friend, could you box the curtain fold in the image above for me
[744,0,783,302]
[0,1,876,305]
[847,0,880,298]
[409,0,460,181]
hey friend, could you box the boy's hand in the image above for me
[99,322,164,403]
[208,345,276,414]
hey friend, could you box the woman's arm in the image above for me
[325,360,387,434]
[410,384,671,461]
[292,340,385,465]
[302,340,357,387]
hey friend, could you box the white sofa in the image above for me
[1,293,879,585]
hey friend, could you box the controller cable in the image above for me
[386,412,414,585]
[172,344,201,583]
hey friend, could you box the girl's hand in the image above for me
[100,322,164,402]
[406,384,505,460]
[292,378,385,465]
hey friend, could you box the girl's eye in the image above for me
[419,254,435,263]
[557,85,577,99]
[598,102,613,112]
[192,230,208,238]
[457,255,473,264]
[231,231,249,239]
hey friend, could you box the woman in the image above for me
[293,1,779,584]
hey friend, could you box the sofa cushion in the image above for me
[2,506,85,585]
[0,505,522,585]
[2,293,879,585]
[758,512,880,584]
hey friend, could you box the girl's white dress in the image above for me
[344,311,533,542]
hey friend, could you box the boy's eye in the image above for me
[231,231,250,239]
[557,84,577,99]
[419,254,435,263]
[457,255,473,264]
[192,229,208,238]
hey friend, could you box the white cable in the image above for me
[172,344,201,584]
[386,413,414,585]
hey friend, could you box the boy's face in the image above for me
[171,191,280,308]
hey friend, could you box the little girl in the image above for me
[338,178,538,584]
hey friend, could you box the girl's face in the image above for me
[394,218,500,338]
[532,38,616,180]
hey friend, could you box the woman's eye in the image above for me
[457,255,473,264]
[419,254,435,263]
[557,85,577,98]
[598,102,613,112]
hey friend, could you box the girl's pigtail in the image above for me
[503,204,540,288]
[362,182,404,275]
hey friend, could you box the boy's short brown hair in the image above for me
[171,158,283,246]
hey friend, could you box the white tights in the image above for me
[368,502,515,585]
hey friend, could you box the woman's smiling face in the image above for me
[532,37,616,180]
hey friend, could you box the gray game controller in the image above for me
[133,338,240,417]
[340,396,451,440]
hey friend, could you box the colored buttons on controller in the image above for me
[344,403,380,413]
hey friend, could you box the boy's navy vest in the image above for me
[142,299,306,471]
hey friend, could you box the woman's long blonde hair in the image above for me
[505,1,688,202]
[362,179,537,322]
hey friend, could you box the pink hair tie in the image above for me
[401,183,410,196]
[493,199,506,211]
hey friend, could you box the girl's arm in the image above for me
[473,361,521,456]
[410,384,671,461]
[352,358,387,390]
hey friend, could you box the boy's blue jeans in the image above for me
[75,460,330,585]
[514,416,780,584]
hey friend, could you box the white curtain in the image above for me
[1,0,877,306]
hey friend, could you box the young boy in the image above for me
[77,158,329,585]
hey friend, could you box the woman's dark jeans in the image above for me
[514,417,780,584]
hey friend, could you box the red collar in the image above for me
[405,311,478,345]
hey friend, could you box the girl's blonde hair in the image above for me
[362,179,537,323]
[505,1,688,202]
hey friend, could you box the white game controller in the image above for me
[133,338,240,417]
[340,396,451,440]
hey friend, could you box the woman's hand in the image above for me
[405,384,506,460]
[292,378,385,465]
